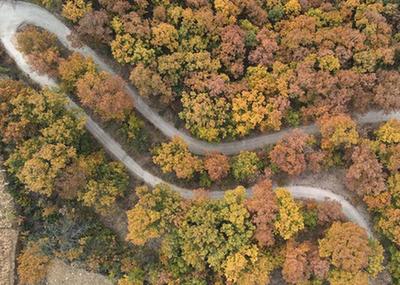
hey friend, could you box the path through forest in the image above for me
[0,1,377,236]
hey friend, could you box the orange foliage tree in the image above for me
[204,153,230,181]
[16,25,60,76]
[76,71,133,122]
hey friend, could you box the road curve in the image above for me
[0,1,373,235]
[0,1,399,155]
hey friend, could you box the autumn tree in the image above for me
[10,141,77,196]
[318,114,359,150]
[269,129,314,176]
[129,64,173,102]
[16,25,60,76]
[126,184,183,245]
[152,137,203,180]
[346,144,388,210]
[76,71,133,122]
[231,151,261,182]
[179,91,232,141]
[204,153,230,181]
[274,188,304,240]
[316,200,345,226]
[78,152,129,215]
[0,80,33,144]
[58,52,96,92]
[62,0,92,23]
[17,241,50,285]
[245,174,278,247]
[282,241,329,284]
[249,28,278,67]
[161,187,258,283]
[319,222,383,281]
[376,119,400,144]
[374,70,400,111]
[76,10,113,44]
[378,207,400,246]
[218,25,246,78]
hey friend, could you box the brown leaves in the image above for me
[269,129,313,176]
[319,222,370,273]
[217,25,246,79]
[204,153,230,181]
[346,144,387,209]
[246,177,278,247]
[76,71,133,122]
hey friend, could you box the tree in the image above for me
[282,241,329,284]
[170,187,258,283]
[58,52,96,92]
[0,80,33,144]
[79,158,129,215]
[16,142,77,197]
[231,151,261,182]
[62,0,92,23]
[319,222,371,273]
[152,137,203,180]
[217,25,246,78]
[179,91,232,141]
[377,207,400,246]
[274,188,304,240]
[129,64,173,102]
[316,200,345,226]
[245,175,278,247]
[151,23,179,52]
[269,129,314,176]
[126,184,183,245]
[374,70,400,112]
[328,270,369,285]
[375,119,400,144]
[76,71,133,122]
[17,241,50,285]
[204,153,230,181]
[248,28,278,67]
[345,144,387,210]
[76,10,112,44]
[16,26,60,76]
[318,114,359,150]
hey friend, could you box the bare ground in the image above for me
[0,158,17,285]
[46,259,113,285]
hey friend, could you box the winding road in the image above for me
[0,0,381,236]
[0,0,399,155]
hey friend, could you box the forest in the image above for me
[0,0,399,284]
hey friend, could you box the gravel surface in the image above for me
[46,259,112,285]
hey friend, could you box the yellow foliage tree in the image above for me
[17,241,50,285]
[318,114,359,150]
[58,52,96,92]
[126,184,182,245]
[62,0,92,23]
[274,188,304,240]
[375,119,400,144]
[152,137,203,179]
